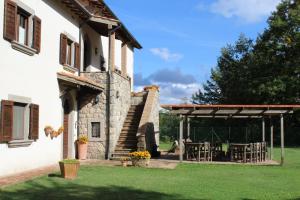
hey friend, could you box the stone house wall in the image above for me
[78,71,131,159]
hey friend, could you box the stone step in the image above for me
[122,126,139,130]
[116,145,137,150]
[123,122,139,126]
[118,136,137,142]
[122,125,139,129]
[120,132,137,136]
[114,148,136,153]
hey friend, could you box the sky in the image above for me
[105,0,282,104]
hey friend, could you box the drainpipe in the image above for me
[107,24,122,159]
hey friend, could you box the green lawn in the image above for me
[1,148,300,200]
[159,140,172,151]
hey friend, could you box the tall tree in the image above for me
[193,0,300,104]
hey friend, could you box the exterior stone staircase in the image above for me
[111,104,144,159]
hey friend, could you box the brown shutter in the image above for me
[0,100,13,142]
[3,0,17,41]
[29,104,39,140]
[74,42,80,70]
[33,16,42,53]
[60,33,67,65]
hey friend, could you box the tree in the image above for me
[193,0,300,105]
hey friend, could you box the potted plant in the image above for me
[129,151,151,167]
[77,134,88,160]
[120,157,130,167]
[59,159,80,179]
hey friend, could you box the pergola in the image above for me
[161,104,300,165]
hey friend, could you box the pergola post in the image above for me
[179,115,184,162]
[262,117,265,142]
[187,117,191,140]
[280,114,285,165]
[270,117,274,160]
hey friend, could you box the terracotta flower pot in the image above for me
[59,161,80,179]
[78,142,88,160]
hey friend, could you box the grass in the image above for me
[1,148,300,200]
[159,140,172,151]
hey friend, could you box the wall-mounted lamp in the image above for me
[94,95,100,104]
[95,48,98,55]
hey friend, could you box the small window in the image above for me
[91,122,100,138]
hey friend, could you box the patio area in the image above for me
[161,104,300,165]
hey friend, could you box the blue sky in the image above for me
[105,0,281,104]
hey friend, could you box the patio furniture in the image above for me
[184,142,212,162]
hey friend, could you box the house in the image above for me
[0,0,159,177]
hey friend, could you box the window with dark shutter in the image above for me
[60,33,67,65]
[3,0,17,41]
[74,42,80,70]
[33,16,41,53]
[29,104,39,140]
[0,100,14,142]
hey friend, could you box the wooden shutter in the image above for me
[33,16,42,53]
[3,0,17,41]
[0,100,13,142]
[29,104,39,140]
[60,33,67,65]
[74,42,80,70]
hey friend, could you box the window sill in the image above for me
[8,140,34,148]
[63,65,78,73]
[11,41,37,56]
[88,138,104,142]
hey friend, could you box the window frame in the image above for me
[61,33,78,70]
[87,119,104,142]
[5,0,39,56]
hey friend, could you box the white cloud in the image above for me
[150,48,183,62]
[210,0,281,23]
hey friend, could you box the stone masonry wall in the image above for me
[78,72,107,159]
[108,72,131,156]
[79,72,131,159]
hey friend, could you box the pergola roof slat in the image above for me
[162,104,299,117]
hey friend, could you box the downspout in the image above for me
[107,24,122,159]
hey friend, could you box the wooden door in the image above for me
[63,101,70,159]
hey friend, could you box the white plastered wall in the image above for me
[0,0,79,177]
[127,44,135,89]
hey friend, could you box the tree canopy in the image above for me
[192,0,300,105]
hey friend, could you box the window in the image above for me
[13,103,26,140]
[91,122,100,138]
[60,33,80,70]
[3,0,41,55]
[17,10,29,45]
[0,98,39,147]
